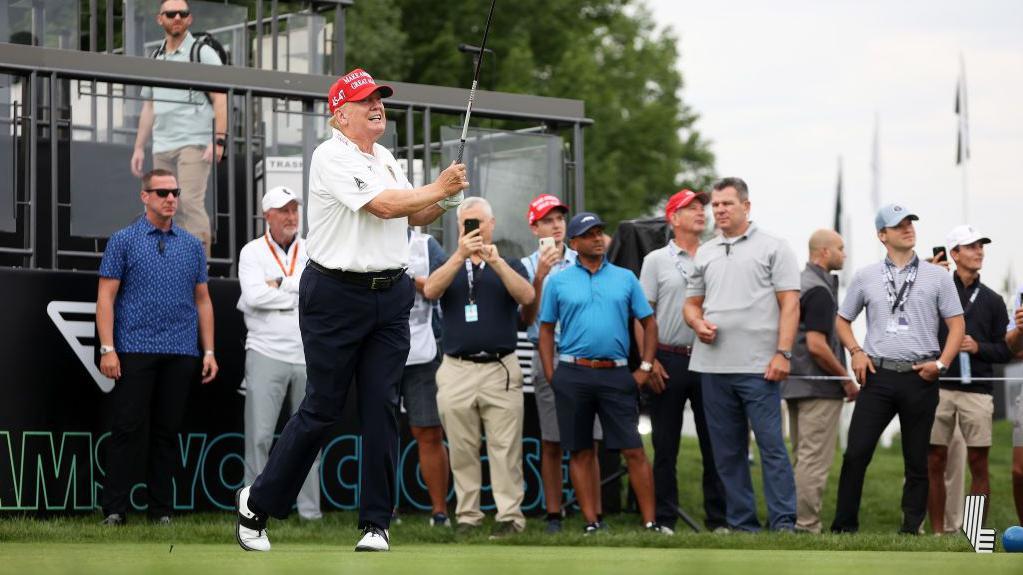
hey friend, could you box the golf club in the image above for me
[455,0,498,165]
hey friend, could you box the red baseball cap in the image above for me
[527,194,569,225]
[328,68,393,114]
[665,189,708,220]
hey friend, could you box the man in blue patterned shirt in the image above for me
[96,167,219,525]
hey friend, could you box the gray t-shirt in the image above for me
[687,223,800,373]
[838,256,963,362]
[640,241,696,347]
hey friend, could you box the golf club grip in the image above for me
[456,140,466,165]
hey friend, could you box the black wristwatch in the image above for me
[776,349,792,360]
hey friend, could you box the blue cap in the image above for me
[567,211,606,239]
[874,203,919,231]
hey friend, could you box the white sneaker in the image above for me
[657,525,676,535]
[354,525,390,552]
[235,486,271,552]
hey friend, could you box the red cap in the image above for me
[527,194,569,225]
[665,189,708,220]
[328,69,393,114]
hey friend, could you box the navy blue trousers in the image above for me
[249,266,414,529]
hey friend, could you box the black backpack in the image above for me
[151,32,230,103]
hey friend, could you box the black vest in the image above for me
[782,264,845,400]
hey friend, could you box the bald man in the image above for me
[782,229,859,533]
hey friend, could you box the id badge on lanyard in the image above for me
[884,259,917,334]
[464,259,484,323]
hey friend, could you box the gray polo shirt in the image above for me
[687,223,800,373]
[140,32,223,153]
[839,255,963,362]
[640,240,696,347]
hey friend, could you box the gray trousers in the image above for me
[243,350,321,519]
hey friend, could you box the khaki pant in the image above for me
[436,354,525,529]
[154,145,212,254]
[787,397,843,533]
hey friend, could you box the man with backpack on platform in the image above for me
[131,0,227,255]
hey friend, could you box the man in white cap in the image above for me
[236,186,320,521]
[831,204,964,534]
[926,225,1011,534]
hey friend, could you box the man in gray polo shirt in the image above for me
[830,204,964,534]
[638,189,726,534]
[683,177,800,532]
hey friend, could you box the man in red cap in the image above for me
[636,190,726,534]
[234,68,468,553]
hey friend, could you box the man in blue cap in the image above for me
[538,211,664,534]
[830,203,964,534]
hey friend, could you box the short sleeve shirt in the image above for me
[539,259,653,360]
[687,223,800,373]
[839,257,963,361]
[98,216,208,356]
[305,129,411,272]
[639,241,696,347]
[439,257,529,356]
[801,287,835,335]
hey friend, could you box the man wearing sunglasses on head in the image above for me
[96,168,218,526]
[131,0,226,255]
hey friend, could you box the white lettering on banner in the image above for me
[46,301,115,393]
[962,494,995,552]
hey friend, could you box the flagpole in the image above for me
[958,53,970,222]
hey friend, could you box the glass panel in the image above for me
[1,0,79,49]
[259,12,327,75]
[0,73,15,232]
[440,126,564,260]
[123,0,248,65]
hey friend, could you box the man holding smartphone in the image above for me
[424,197,534,539]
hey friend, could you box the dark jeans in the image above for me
[831,368,939,533]
[647,350,726,530]
[249,266,414,529]
[101,353,199,517]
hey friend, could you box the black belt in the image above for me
[657,343,692,356]
[308,260,406,290]
[870,356,934,373]
[448,351,513,364]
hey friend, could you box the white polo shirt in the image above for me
[305,129,411,272]
[236,234,308,364]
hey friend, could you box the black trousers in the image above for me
[647,350,727,530]
[249,266,414,529]
[101,353,199,517]
[831,367,939,533]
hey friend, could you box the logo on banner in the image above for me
[47,301,115,393]
[962,494,995,552]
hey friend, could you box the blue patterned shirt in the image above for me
[99,216,208,356]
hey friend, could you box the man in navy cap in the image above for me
[830,203,964,534]
[538,211,664,534]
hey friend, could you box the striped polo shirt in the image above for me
[838,254,963,362]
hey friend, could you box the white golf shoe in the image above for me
[354,525,390,552]
[235,486,271,552]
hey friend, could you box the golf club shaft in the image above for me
[456,0,497,164]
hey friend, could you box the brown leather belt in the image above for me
[559,354,628,369]
[657,343,693,356]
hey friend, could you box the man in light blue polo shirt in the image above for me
[130,0,227,254]
[538,211,664,535]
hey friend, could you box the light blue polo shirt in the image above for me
[140,32,223,153]
[539,258,653,360]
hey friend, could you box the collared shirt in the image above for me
[521,245,578,344]
[140,32,223,153]
[236,234,309,365]
[305,129,411,272]
[98,216,207,356]
[539,258,653,360]
[687,223,800,373]
[639,239,697,347]
[839,254,962,362]
[937,274,1012,394]
[439,257,529,356]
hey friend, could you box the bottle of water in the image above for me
[958,351,972,384]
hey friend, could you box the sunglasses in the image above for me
[145,188,181,198]
[160,9,190,19]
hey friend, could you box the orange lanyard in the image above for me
[264,234,298,277]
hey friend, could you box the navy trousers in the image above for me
[249,266,414,529]
[647,350,727,530]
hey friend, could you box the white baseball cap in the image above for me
[262,186,302,212]
[945,224,991,249]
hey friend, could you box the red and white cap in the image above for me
[665,189,708,220]
[526,194,569,225]
[327,68,393,114]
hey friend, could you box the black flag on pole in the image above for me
[956,65,970,165]
[833,157,843,234]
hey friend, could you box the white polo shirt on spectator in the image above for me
[687,222,801,373]
[236,234,309,364]
[305,129,411,272]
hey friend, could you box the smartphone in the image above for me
[539,237,555,251]
[931,246,946,262]
[464,218,480,235]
